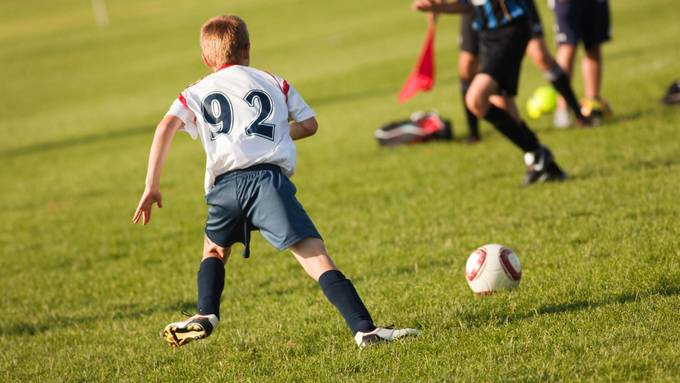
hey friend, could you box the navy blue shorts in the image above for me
[204,164,321,256]
[552,0,611,49]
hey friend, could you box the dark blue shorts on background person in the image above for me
[204,164,321,257]
[551,0,611,49]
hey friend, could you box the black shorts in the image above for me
[524,0,545,39]
[551,0,611,49]
[459,12,479,55]
[479,18,531,96]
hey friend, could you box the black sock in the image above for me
[319,270,375,335]
[547,65,584,119]
[460,79,479,137]
[197,257,225,319]
[484,105,540,152]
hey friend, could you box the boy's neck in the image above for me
[213,59,249,72]
[215,63,235,71]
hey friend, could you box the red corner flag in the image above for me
[398,19,436,103]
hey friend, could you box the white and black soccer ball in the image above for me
[465,244,522,294]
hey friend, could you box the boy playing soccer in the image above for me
[413,0,567,185]
[132,15,418,348]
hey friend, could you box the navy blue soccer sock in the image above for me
[197,257,225,319]
[484,105,541,153]
[319,270,376,335]
[460,79,480,138]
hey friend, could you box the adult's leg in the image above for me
[466,74,540,153]
[551,0,584,126]
[489,94,520,122]
[290,237,375,335]
[459,51,480,141]
[527,38,584,120]
[555,44,577,112]
[526,38,553,72]
[458,12,481,142]
[582,45,601,100]
[581,0,610,101]
[464,73,496,118]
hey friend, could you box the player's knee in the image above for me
[303,256,337,282]
[203,245,230,262]
[528,40,555,71]
[585,46,601,60]
[535,53,556,72]
[465,92,487,117]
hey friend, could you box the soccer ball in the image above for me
[526,86,557,119]
[526,97,543,119]
[534,86,557,112]
[465,244,522,294]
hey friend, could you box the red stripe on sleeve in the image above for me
[178,93,189,109]
[282,80,289,102]
[265,71,289,102]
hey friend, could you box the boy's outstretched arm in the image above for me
[289,117,318,140]
[411,0,471,13]
[133,115,184,225]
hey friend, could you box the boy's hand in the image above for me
[412,0,438,12]
[133,188,163,225]
[133,115,182,226]
[411,0,470,14]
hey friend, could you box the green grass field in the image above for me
[2,0,680,381]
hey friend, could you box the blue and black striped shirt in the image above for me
[462,0,528,30]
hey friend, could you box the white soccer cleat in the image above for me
[162,314,218,348]
[354,327,420,348]
[553,108,571,128]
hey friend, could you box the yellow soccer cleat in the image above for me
[161,314,218,348]
[580,98,613,125]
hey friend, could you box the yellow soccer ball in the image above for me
[534,86,557,113]
[526,96,543,119]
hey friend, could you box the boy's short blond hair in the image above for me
[200,15,249,67]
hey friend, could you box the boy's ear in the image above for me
[201,53,212,68]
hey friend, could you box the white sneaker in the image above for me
[553,108,571,128]
[354,327,420,348]
[162,314,218,347]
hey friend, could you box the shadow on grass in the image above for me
[0,125,153,159]
[569,153,680,182]
[532,110,647,137]
[459,280,680,329]
[0,300,195,337]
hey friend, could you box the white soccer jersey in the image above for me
[166,64,315,193]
